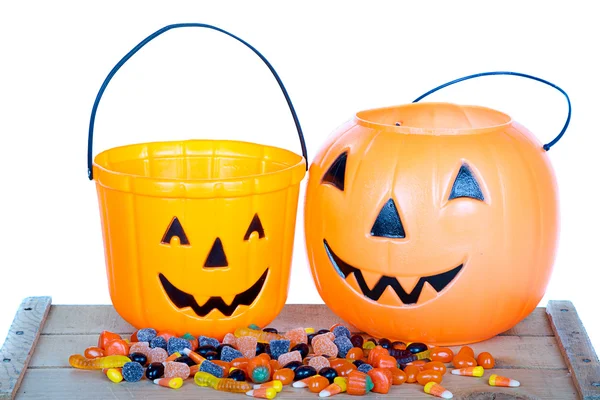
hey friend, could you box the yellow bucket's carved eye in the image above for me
[161,217,190,245]
[244,214,265,240]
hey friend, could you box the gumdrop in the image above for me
[122,361,144,382]
[221,346,244,362]
[313,337,338,358]
[137,328,157,342]
[163,361,190,379]
[332,325,351,339]
[167,337,191,356]
[308,355,330,372]
[148,347,168,364]
[269,339,291,360]
[150,336,167,350]
[199,360,225,378]
[199,336,220,348]
[358,363,373,373]
[129,341,151,358]
[284,327,308,346]
[237,336,258,359]
[334,336,354,358]
[312,332,335,343]
[277,350,302,366]
[222,333,238,347]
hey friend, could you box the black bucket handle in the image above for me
[87,23,308,180]
[413,71,571,151]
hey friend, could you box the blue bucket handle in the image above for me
[412,71,571,151]
[87,23,308,180]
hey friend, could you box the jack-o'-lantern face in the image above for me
[305,103,559,345]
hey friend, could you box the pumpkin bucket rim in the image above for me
[354,102,513,135]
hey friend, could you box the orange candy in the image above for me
[97,331,121,350]
[231,357,249,373]
[388,367,407,385]
[453,354,477,369]
[334,360,358,377]
[247,356,272,384]
[308,356,330,372]
[368,367,392,394]
[423,361,447,375]
[308,375,330,393]
[329,358,347,370]
[347,370,371,396]
[457,346,475,359]
[272,368,294,385]
[104,339,129,356]
[367,345,389,365]
[404,365,420,383]
[416,369,443,386]
[430,347,454,363]
[375,355,397,369]
[84,346,104,359]
[269,359,281,372]
[212,360,231,377]
[405,359,428,371]
[346,347,363,360]
[477,352,496,369]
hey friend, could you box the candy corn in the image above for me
[451,366,484,377]
[153,377,183,389]
[489,374,520,387]
[246,387,277,399]
[424,381,453,399]
[254,380,283,392]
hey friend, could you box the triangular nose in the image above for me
[204,237,228,268]
[371,198,406,238]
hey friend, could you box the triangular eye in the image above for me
[161,216,190,245]
[371,198,406,239]
[449,164,485,201]
[244,214,265,240]
[321,152,347,191]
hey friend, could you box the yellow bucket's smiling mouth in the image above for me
[324,240,462,305]
[159,268,269,317]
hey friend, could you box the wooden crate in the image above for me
[1,298,599,399]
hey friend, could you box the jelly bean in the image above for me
[290,343,309,359]
[350,335,364,349]
[232,357,250,372]
[430,347,454,363]
[375,354,397,369]
[489,374,520,387]
[378,338,392,350]
[294,365,317,381]
[346,370,374,395]
[283,360,303,371]
[457,346,475,359]
[424,381,453,398]
[388,367,407,385]
[205,351,218,361]
[153,377,183,389]
[146,362,165,380]
[405,359,429,371]
[333,360,357,377]
[453,354,477,369]
[352,359,366,368]
[129,352,148,367]
[194,371,252,392]
[269,359,281,372]
[307,333,317,345]
[230,368,247,381]
[98,331,121,350]
[366,338,378,345]
[319,376,348,397]
[368,367,392,394]
[245,388,276,399]
[105,339,130,356]
[247,356,272,384]
[197,345,217,358]
[417,369,443,386]
[263,327,278,334]
[173,355,195,367]
[404,365,420,383]
[69,354,130,370]
[235,327,285,343]
[424,361,447,375]
[272,368,294,385]
[308,375,330,393]
[477,352,495,369]
[319,366,338,383]
[104,367,123,383]
[407,342,428,354]
[317,329,330,335]
[362,340,376,350]
[305,327,316,334]
[255,342,269,356]
[451,366,484,377]
[254,380,283,392]
[392,341,406,350]
[84,346,105,359]
[329,358,347,370]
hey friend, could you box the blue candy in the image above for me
[199,360,224,377]
[122,361,144,382]
[220,346,243,362]
[332,325,351,339]
[333,336,353,358]
[199,336,220,348]
[357,363,373,373]
[150,336,167,350]
[136,328,157,342]
[269,339,291,360]
[167,337,191,356]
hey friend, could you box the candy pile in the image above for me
[68,324,521,398]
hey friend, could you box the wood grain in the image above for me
[41,304,550,336]
[0,297,51,400]
[16,368,578,399]
[29,334,567,370]
[547,300,600,400]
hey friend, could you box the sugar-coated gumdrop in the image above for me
[308,355,330,372]
[122,361,144,382]
[221,346,244,362]
[313,338,338,358]
[312,332,336,343]
[269,339,291,360]
[277,350,302,366]
[334,336,353,358]
[199,336,220,348]
[150,336,167,350]
[167,338,191,356]
[199,360,225,378]
[129,342,151,357]
[222,333,238,347]
[237,336,258,359]
[332,326,351,339]
[163,361,190,379]
[357,363,373,373]
[148,347,168,364]
[137,328,157,342]
[284,328,308,345]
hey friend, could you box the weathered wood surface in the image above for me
[0,297,51,400]
[4,299,598,399]
[547,301,600,400]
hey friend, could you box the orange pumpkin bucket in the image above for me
[88,24,307,339]
[305,72,571,345]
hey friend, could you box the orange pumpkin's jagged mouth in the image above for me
[159,268,268,317]
[323,240,462,305]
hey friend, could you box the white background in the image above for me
[1,1,599,354]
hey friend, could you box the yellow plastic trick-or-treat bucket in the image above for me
[87,24,307,339]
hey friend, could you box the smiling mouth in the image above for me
[159,268,269,317]
[324,240,462,305]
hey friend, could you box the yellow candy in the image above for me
[106,368,123,383]
[362,341,376,350]
[304,327,316,334]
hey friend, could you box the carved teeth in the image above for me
[416,282,439,305]
[377,285,407,307]
[192,295,210,307]
[360,270,383,291]
[221,295,236,306]
[396,276,421,295]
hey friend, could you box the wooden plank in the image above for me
[29,334,567,370]
[41,304,551,337]
[16,368,579,399]
[0,297,51,400]
[547,300,600,400]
